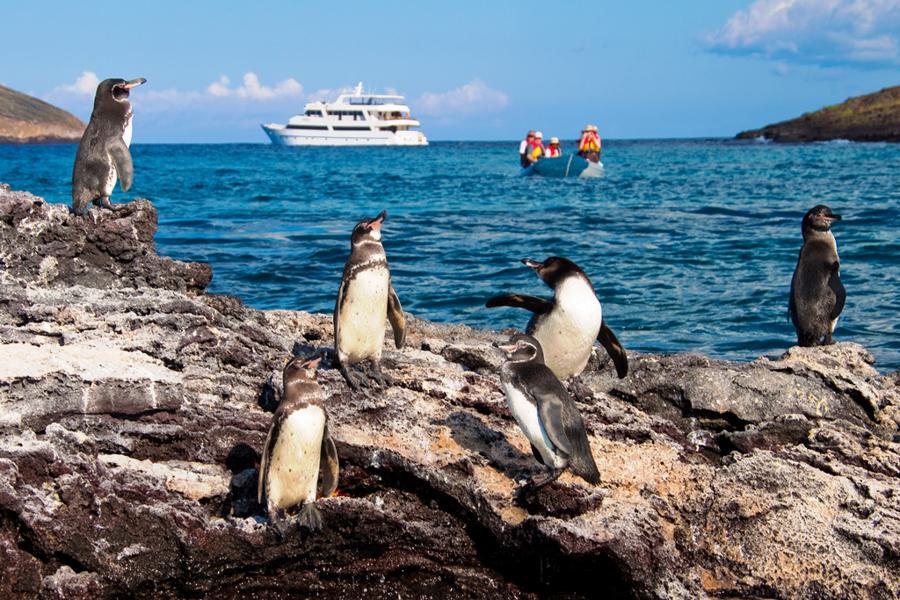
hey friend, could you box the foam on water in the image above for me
[2,139,898,370]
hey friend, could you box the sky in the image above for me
[1,0,898,142]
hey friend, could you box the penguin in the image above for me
[789,205,846,347]
[258,355,339,534]
[333,210,406,390]
[496,333,600,491]
[71,77,146,216]
[486,256,628,381]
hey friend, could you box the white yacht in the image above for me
[262,82,427,146]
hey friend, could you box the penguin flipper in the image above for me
[387,284,406,349]
[597,321,628,378]
[485,294,552,315]
[534,376,600,485]
[333,278,347,358]
[108,137,134,192]
[319,423,340,498]
[531,379,574,457]
[789,264,800,327]
[829,268,845,322]
[258,410,285,507]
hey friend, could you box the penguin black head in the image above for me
[283,355,322,385]
[495,333,545,363]
[350,210,387,246]
[93,77,146,114]
[802,205,841,237]
[521,256,586,289]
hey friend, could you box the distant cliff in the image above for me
[0,84,85,144]
[737,86,900,143]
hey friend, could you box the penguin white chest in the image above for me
[536,278,603,379]
[123,115,134,147]
[502,381,567,469]
[265,406,326,510]
[338,266,390,363]
[104,167,118,197]
[103,117,132,197]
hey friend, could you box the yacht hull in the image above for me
[262,124,428,147]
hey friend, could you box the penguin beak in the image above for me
[492,341,518,353]
[367,210,387,231]
[827,213,842,222]
[301,356,323,370]
[122,78,147,89]
[521,258,544,270]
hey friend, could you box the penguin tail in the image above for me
[567,425,601,485]
[571,454,601,486]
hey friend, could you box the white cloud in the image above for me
[206,76,232,97]
[56,71,100,95]
[706,0,900,67]
[205,72,303,100]
[415,80,509,117]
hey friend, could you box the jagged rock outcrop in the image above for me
[1,184,898,599]
[0,86,85,144]
[737,85,900,143]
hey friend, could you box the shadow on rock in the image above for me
[515,483,606,519]
[440,410,537,483]
[222,443,262,518]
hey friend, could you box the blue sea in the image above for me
[2,140,899,371]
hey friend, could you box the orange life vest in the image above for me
[578,133,600,153]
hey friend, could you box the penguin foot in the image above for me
[298,504,323,532]
[366,361,393,388]
[339,364,362,391]
[568,378,594,402]
[268,509,296,541]
[521,468,565,494]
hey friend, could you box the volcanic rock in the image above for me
[0,184,898,599]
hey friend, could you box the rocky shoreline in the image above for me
[1,183,898,599]
[736,85,900,143]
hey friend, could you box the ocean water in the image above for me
[2,140,899,371]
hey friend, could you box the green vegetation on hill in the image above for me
[737,86,900,143]
[0,84,85,144]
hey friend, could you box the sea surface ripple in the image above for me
[2,139,898,371]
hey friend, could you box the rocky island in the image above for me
[0,86,85,144]
[0,183,898,598]
[737,85,900,143]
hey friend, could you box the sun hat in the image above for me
[535,131,543,138]
[550,137,559,144]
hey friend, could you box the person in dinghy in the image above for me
[577,125,601,163]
